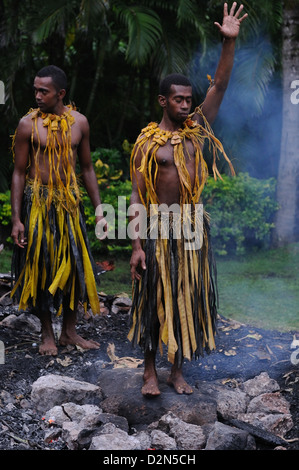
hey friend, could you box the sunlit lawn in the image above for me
[216,243,299,331]
[1,243,298,332]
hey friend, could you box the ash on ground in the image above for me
[0,289,298,451]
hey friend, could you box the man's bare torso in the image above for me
[151,134,202,206]
[25,108,83,184]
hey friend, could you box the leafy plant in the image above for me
[0,191,12,245]
[0,191,11,226]
[94,158,123,186]
[81,179,132,254]
[201,173,279,255]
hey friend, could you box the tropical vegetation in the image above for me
[0,0,298,254]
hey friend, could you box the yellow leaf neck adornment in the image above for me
[130,109,235,210]
[39,105,75,131]
[12,104,80,215]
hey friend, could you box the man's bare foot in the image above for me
[38,312,58,355]
[142,373,161,397]
[167,373,193,395]
[59,331,100,350]
[39,336,58,356]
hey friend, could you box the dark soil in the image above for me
[0,297,298,451]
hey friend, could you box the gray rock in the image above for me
[242,372,280,397]
[44,405,72,427]
[89,424,141,450]
[29,370,293,451]
[62,420,95,450]
[205,382,249,419]
[99,368,217,426]
[158,412,206,450]
[247,392,290,414]
[0,312,41,333]
[134,430,152,450]
[205,421,256,450]
[0,390,15,406]
[44,403,102,427]
[237,412,293,437]
[150,429,177,450]
[31,374,102,412]
[44,402,130,450]
[44,427,62,443]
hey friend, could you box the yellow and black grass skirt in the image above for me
[11,183,101,317]
[128,212,218,366]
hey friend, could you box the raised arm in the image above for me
[11,117,31,247]
[196,2,248,125]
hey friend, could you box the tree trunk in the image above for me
[85,41,106,119]
[273,5,299,246]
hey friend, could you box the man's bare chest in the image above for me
[32,120,81,151]
[155,139,196,167]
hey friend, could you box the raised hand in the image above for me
[214,2,248,39]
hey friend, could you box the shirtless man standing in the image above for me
[11,65,105,355]
[129,3,247,396]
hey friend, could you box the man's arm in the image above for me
[77,114,107,236]
[129,147,147,281]
[196,2,248,125]
[11,117,31,248]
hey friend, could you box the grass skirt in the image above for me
[128,211,218,365]
[11,183,100,316]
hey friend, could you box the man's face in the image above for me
[163,84,193,123]
[33,76,63,113]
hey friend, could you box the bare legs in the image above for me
[142,349,161,396]
[37,300,99,356]
[142,348,193,397]
[38,310,58,356]
[167,360,194,395]
[59,305,100,350]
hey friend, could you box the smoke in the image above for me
[188,36,282,179]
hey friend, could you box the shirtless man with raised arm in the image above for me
[129,3,248,396]
[11,65,106,356]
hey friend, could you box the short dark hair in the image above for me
[36,65,67,91]
[159,73,192,97]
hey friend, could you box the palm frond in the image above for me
[241,0,282,39]
[32,0,76,43]
[78,0,108,32]
[176,0,211,54]
[151,29,191,78]
[114,3,162,67]
[232,38,276,116]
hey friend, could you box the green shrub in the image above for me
[91,148,124,186]
[201,172,279,256]
[0,191,11,225]
[82,179,132,254]
[0,191,12,245]
[0,172,279,256]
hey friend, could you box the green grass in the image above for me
[216,243,299,332]
[1,243,299,332]
[0,247,12,272]
[97,255,132,297]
